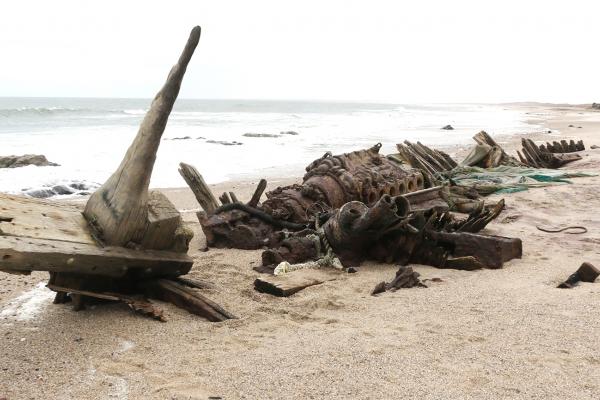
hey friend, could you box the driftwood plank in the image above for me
[431,231,522,269]
[254,269,340,297]
[145,279,235,321]
[0,193,96,245]
[178,162,219,213]
[0,236,193,277]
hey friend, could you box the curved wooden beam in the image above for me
[84,27,201,246]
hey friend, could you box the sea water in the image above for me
[0,97,540,198]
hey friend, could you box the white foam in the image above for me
[0,282,55,322]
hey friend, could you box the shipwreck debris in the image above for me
[371,265,426,295]
[518,138,582,169]
[538,139,584,153]
[198,143,427,249]
[557,262,599,288]
[0,26,234,322]
[254,268,340,297]
[183,137,518,292]
[178,162,220,213]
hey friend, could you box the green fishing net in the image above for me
[443,166,596,195]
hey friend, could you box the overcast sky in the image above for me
[1,0,599,103]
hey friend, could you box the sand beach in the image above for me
[0,103,599,399]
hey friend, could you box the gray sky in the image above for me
[1,0,599,103]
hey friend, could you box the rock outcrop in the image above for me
[0,154,59,168]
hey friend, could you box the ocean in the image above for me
[0,97,540,198]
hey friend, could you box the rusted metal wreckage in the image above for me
[188,138,523,296]
[190,130,586,296]
[0,27,236,322]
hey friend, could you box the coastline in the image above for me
[1,103,600,399]
[155,103,597,199]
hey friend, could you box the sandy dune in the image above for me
[1,105,599,399]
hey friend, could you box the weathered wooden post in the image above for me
[84,26,201,250]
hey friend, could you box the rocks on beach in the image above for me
[243,131,299,138]
[206,140,243,146]
[592,102,600,110]
[22,181,100,198]
[0,154,59,168]
[243,133,281,138]
[441,125,454,130]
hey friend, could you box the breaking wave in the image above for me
[0,107,128,118]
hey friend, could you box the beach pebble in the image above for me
[441,125,454,130]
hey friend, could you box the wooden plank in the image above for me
[431,231,522,269]
[145,279,235,321]
[254,269,340,297]
[0,193,96,245]
[47,283,167,321]
[174,276,217,290]
[178,162,219,213]
[0,236,193,277]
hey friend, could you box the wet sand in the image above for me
[1,104,600,399]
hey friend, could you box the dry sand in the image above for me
[1,104,600,399]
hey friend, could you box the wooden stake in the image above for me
[178,162,219,213]
[248,179,267,207]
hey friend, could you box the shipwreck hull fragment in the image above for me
[199,143,426,249]
[0,26,235,322]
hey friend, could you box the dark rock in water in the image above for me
[0,154,59,168]
[547,130,552,133]
[206,140,243,146]
[24,188,56,198]
[196,136,205,139]
[568,124,575,127]
[441,125,454,130]
[172,136,192,140]
[243,133,280,138]
[592,103,600,110]
[69,182,90,191]
[22,180,100,199]
[52,185,76,195]
[591,145,599,149]
[280,131,299,136]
